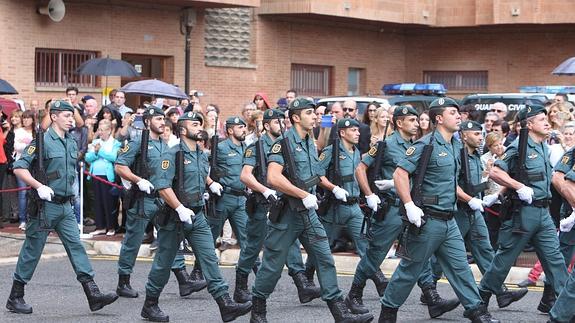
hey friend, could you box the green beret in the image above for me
[144,105,165,118]
[263,108,285,121]
[516,104,546,121]
[336,118,360,129]
[226,116,246,127]
[178,111,203,124]
[393,105,418,118]
[429,97,459,110]
[50,100,74,113]
[461,120,482,132]
[289,97,316,111]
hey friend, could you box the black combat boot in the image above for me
[141,295,169,322]
[81,280,119,312]
[421,285,460,318]
[305,265,315,283]
[478,288,492,306]
[466,304,500,323]
[233,271,252,303]
[370,270,389,297]
[495,285,528,308]
[250,296,267,323]
[216,293,252,322]
[117,274,138,298]
[378,305,397,323]
[327,296,374,323]
[190,266,205,282]
[345,281,369,314]
[172,268,206,297]
[6,280,32,314]
[292,271,321,304]
[537,283,556,313]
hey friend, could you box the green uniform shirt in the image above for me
[160,142,209,208]
[397,131,461,212]
[268,127,320,195]
[213,138,245,191]
[494,136,552,200]
[14,127,78,197]
[317,140,361,198]
[459,149,485,199]
[115,137,172,190]
[555,148,575,175]
[362,131,411,197]
[243,133,274,176]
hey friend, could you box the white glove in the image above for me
[482,193,499,207]
[374,179,394,191]
[365,194,381,212]
[262,189,277,200]
[467,197,484,212]
[560,211,575,232]
[136,179,154,194]
[209,182,223,196]
[332,186,349,202]
[175,204,194,224]
[404,201,424,228]
[516,185,534,204]
[302,194,319,210]
[37,185,54,202]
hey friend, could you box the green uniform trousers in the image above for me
[206,194,248,248]
[118,199,185,275]
[479,206,568,295]
[14,201,95,283]
[146,212,228,299]
[236,204,305,276]
[353,205,403,285]
[381,217,482,311]
[548,225,575,322]
[252,206,342,301]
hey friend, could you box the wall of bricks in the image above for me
[2,1,575,120]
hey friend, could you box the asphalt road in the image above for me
[0,256,549,322]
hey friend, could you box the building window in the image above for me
[423,71,488,92]
[35,48,97,88]
[348,68,364,96]
[291,64,332,97]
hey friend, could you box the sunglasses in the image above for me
[343,108,355,112]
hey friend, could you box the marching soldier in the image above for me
[477,105,568,311]
[428,120,527,308]
[7,100,118,314]
[140,111,252,322]
[250,97,373,323]
[548,153,575,322]
[114,106,204,299]
[234,109,320,304]
[379,98,498,323]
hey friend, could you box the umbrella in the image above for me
[0,98,21,117]
[0,79,18,95]
[120,79,188,99]
[76,56,140,78]
[552,57,575,76]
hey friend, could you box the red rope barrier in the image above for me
[0,186,31,193]
[484,207,499,217]
[83,170,126,190]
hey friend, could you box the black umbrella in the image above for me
[120,79,187,99]
[552,57,575,76]
[0,79,18,95]
[76,56,140,89]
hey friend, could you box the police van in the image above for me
[460,93,547,122]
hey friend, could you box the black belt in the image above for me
[525,199,551,208]
[340,197,359,205]
[146,191,159,198]
[51,195,74,204]
[223,187,247,197]
[423,208,454,221]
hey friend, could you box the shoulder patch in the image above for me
[161,160,170,170]
[27,146,36,155]
[245,148,253,158]
[368,146,377,157]
[271,143,281,154]
[119,144,129,154]
[561,155,570,165]
[405,146,416,156]
[318,152,326,161]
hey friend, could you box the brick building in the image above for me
[2,0,575,117]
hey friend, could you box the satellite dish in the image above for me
[37,0,66,22]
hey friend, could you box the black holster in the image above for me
[268,197,285,224]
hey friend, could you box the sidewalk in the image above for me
[0,223,538,286]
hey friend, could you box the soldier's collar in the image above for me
[433,131,449,146]
[47,126,67,140]
[288,127,304,144]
